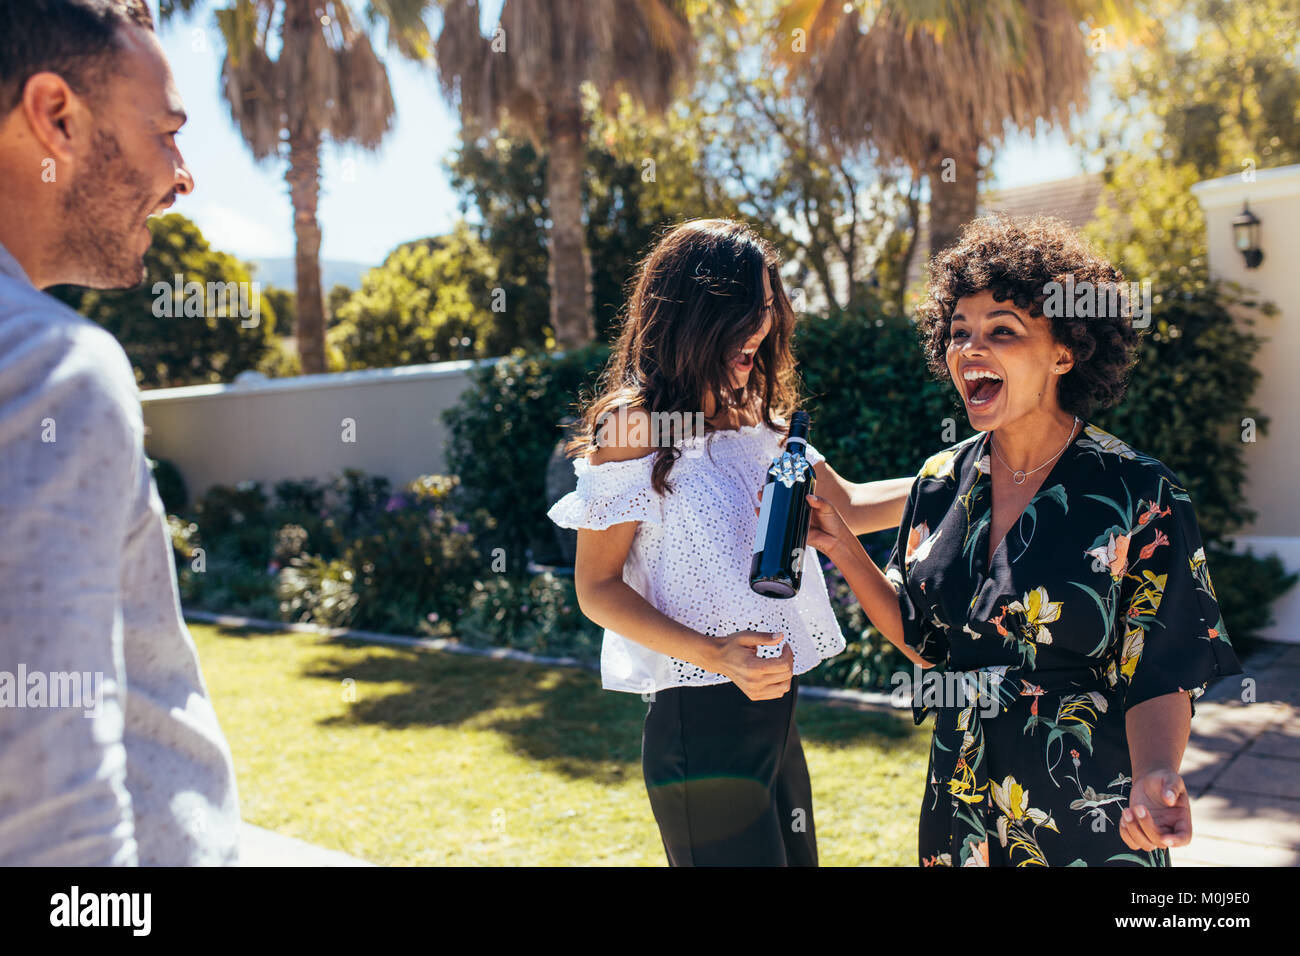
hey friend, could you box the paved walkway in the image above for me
[238,823,374,867]
[1170,640,1300,866]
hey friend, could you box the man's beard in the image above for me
[57,126,162,290]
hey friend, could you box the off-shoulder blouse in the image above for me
[548,418,845,693]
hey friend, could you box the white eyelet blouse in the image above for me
[547,417,846,694]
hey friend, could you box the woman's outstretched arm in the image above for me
[812,461,913,536]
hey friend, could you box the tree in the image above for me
[434,0,700,348]
[447,135,551,351]
[667,2,915,312]
[447,1,920,339]
[50,213,276,387]
[775,0,1146,258]
[162,0,435,374]
[1100,0,1300,181]
[328,222,501,368]
[1087,0,1300,284]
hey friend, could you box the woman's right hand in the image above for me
[804,493,855,562]
[754,488,856,562]
[708,631,793,700]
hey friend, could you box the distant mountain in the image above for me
[246,258,374,292]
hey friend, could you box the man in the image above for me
[0,0,240,864]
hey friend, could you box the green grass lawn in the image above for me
[192,620,932,865]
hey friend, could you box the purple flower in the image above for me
[454,522,470,534]
[427,611,439,623]
[384,494,407,512]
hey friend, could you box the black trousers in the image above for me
[640,674,818,866]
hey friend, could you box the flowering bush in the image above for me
[277,555,360,628]
[171,470,492,635]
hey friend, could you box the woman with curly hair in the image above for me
[548,219,914,865]
[804,215,1242,866]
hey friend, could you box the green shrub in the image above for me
[339,475,489,634]
[191,480,272,560]
[442,342,611,568]
[172,470,492,636]
[1090,282,1296,646]
[1204,546,1298,645]
[277,554,359,629]
[272,477,327,517]
[148,457,188,513]
[794,303,967,483]
[1092,284,1269,548]
[456,571,603,663]
[169,512,280,619]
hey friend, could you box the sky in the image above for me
[150,0,1107,268]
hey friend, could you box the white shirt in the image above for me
[547,418,845,693]
[0,241,240,865]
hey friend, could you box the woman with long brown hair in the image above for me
[548,219,914,865]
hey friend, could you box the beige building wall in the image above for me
[1192,164,1300,643]
[140,357,509,499]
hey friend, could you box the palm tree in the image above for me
[163,0,434,374]
[434,0,698,349]
[775,1,1145,258]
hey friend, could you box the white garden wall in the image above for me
[1193,164,1300,642]
[140,356,509,499]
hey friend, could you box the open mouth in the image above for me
[963,368,1004,407]
[732,349,755,371]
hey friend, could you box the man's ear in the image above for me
[20,72,85,168]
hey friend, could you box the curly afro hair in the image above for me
[917,215,1141,420]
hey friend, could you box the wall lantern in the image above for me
[1232,202,1264,269]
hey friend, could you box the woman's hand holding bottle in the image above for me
[754,485,858,564]
[803,493,858,562]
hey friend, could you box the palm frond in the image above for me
[214,0,399,161]
[434,0,696,142]
[779,0,1100,170]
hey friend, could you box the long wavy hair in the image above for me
[563,218,804,496]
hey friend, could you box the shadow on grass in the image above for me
[210,622,281,640]
[208,623,927,780]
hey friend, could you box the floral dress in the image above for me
[884,422,1242,867]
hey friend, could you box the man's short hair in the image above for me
[0,0,155,114]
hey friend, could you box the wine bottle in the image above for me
[750,411,815,598]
